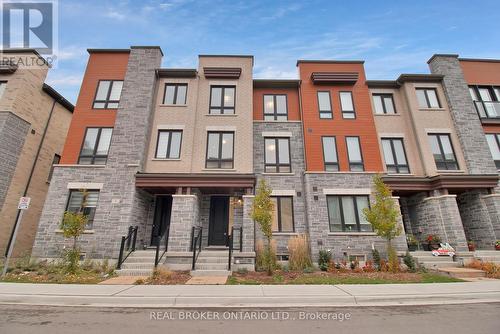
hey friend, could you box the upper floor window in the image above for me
[322,136,339,171]
[381,138,409,174]
[485,133,500,169]
[428,133,458,170]
[265,137,291,173]
[469,85,500,119]
[416,88,440,109]
[66,190,99,230]
[0,81,7,98]
[271,196,294,232]
[346,136,364,171]
[340,91,355,119]
[317,91,332,119]
[373,93,396,114]
[47,154,61,182]
[264,94,288,121]
[163,84,187,105]
[93,80,123,109]
[327,195,372,232]
[79,128,113,165]
[206,132,234,168]
[210,86,235,114]
[156,130,182,159]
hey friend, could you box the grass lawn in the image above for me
[227,271,463,285]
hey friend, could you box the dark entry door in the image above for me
[151,196,173,246]
[208,196,229,246]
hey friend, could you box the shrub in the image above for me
[252,180,275,275]
[403,251,417,272]
[350,259,359,270]
[288,234,312,271]
[372,249,381,270]
[236,267,248,275]
[256,239,277,272]
[362,260,375,272]
[134,278,145,285]
[151,267,172,281]
[318,250,332,272]
[466,259,500,279]
[63,249,80,274]
[379,259,389,272]
[387,246,400,273]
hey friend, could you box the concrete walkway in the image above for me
[0,281,499,308]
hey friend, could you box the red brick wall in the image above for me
[60,52,130,164]
[253,87,301,121]
[297,62,383,172]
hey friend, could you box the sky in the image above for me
[47,0,500,104]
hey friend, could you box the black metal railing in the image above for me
[116,226,138,269]
[154,226,170,268]
[191,227,203,270]
[228,227,234,270]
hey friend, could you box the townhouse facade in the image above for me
[0,49,74,258]
[31,47,500,271]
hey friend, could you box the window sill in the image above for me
[272,232,298,236]
[328,232,377,236]
[202,168,236,172]
[205,114,237,117]
[159,104,187,107]
[374,113,400,116]
[151,158,181,161]
[385,173,414,176]
[418,108,445,112]
[436,169,465,174]
[57,164,106,168]
[55,229,95,234]
[262,172,295,176]
[254,120,301,123]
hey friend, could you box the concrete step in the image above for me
[128,251,156,257]
[413,255,456,262]
[474,256,500,262]
[420,261,459,269]
[196,257,229,264]
[195,263,228,271]
[124,257,156,263]
[199,251,229,257]
[190,270,231,277]
[438,267,486,279]
[474,250,500,256]
[116,268,153,276]
[120,263,155,270]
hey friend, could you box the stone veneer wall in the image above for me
[457,190,496,249]
[0,111,30,208]
[167,194,200,252]
[483,194,500,240]
[253,121,307,254]
[428,55,497,174]
[303,173,407,261]
[32,47,162,260]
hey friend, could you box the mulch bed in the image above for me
[139,270,191,285]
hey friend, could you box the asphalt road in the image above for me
[1,303,499,334]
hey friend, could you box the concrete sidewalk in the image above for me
[0,281,499,308]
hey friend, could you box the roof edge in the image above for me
[131,46,164,56]
[253,79,300,88]
[296,60,365,66]
[87,48,131,54]
[397,74,444,83]
[42,83,74,112]
[366,80,400,88]
[427,54,459,64]
[458,57,500,63]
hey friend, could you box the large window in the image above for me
[47,154,61,182]
[163,84,187,105]
[381,138,409,174]
[93,80,123,109]
[264,94,288,120]
[372,94,396,114]
[428,134,458,170]
[264,137,291,173]
[155,130,182,159]
[79,128,113,165]
[66,190,100,229]
[340,91,355,119]
[271,197,294,232]
[486,133,500,168]
[346,137,364,171]
[322,136,339,171]
[416,88,440,109]
[0,81,6,98]
[206,132,234,168]
[317,91,332,119]
[210,86,235,114]
[327,195,372,232]
[469,85,500,119]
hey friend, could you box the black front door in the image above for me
[151,196,172,246]
[208,196,229,246]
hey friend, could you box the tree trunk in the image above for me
[266,236,272,276]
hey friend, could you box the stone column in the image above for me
[457,190,496,249]
[168,194,199,252]
[482,193,500,241]
[242,195,255,253]
[392,197,408,252]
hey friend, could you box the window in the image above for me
[66,190,99,229]
[163,84,187,105]
[340,91,355,118]
[78,128,113,165]
[155,130,182,159]
[346,137,364,171]
[206,132,234,168]
[93,80,123,109]
[322,136,339,171]
[486,134,500,169]
[264,95,288,120]
[469,85,500,119]
[416,88,440,109]
[271,197,294,232]
[210,86,235,114]
[327,195,372,232]
[0,81,6,98]
[47,154,61,182]
[381,138,409,174]
[317,91,332,119]
[265,137,291,173]
[372,94,396,114]
[428,134,458,170]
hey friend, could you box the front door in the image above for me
[150,196,172,246]
[208,196,229,246]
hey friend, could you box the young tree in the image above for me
[251,179,276,275]
[363,175,402,272]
